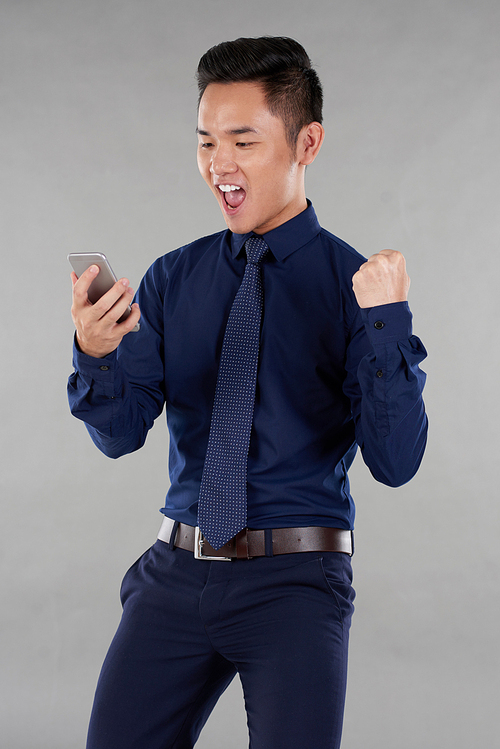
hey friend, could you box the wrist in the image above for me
[75,333,114,359]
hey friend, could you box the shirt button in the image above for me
[376,369,383,378]
[374,320,385,330]
[99,365,110,371]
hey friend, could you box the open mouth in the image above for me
[218,184,246,211]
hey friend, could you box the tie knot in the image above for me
[245,236,268,266]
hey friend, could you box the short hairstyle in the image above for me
[196,36,323,149]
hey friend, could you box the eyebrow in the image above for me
[196,127,258,136]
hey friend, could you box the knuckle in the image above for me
[92,298,107,313]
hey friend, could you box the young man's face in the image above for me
[197,81,307,236]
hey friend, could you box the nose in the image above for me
[209,146,237,176]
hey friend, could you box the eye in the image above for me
[236,142,253,148]
[199,141,214,149]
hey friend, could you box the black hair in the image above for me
[196,36,323,149]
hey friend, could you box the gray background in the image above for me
[1,0,499,747]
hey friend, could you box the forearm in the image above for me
[67,340,164,458]
[345,303,428,486]
[68,258,168,458]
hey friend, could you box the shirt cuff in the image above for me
[72,334,118,381]
[360,301,413,345]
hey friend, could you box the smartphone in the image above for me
[68,252,140,331]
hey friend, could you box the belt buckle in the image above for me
[194,527,232,561]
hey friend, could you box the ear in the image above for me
[297,122,325,166]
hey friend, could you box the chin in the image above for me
[222,214,254,235]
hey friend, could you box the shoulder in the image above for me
[317,227,367,270]
[142,229,230,290]
[307,225,366,327]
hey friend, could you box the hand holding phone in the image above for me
[69,252,141,358]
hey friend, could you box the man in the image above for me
[69,37,427,749]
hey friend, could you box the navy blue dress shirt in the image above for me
[68,203,428,531]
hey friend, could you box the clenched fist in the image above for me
[352,249,410,309]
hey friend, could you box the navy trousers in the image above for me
[86,538,355,749]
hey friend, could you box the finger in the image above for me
[101,286,136,325]
[378,249,396,257]
[119,302,141,332]
[366,250,395,263]
[90,279,133,321]
[95,297,140,339]
[355,260,369,273]
[365,251,405,271]
[377,249,405,267]
[365,253,384,265]
[72,265,100,306]
[75,302,141,358]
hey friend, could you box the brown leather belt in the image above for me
[157,517,353,560]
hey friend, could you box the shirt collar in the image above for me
[229,201,321,261]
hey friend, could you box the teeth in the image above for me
[218,185,241,192]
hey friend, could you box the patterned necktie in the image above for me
[197,236,269,549]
